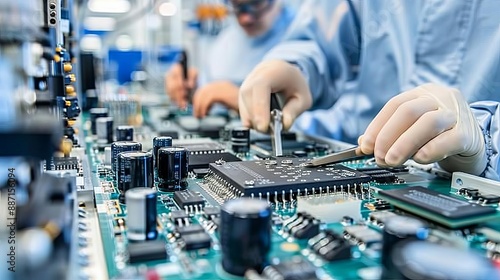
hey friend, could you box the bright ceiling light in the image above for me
[159,2,177,17]
[88,0,131,14]
[84,16,116,31]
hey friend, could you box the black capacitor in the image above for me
[111,141,142,177]
[157,147,188,192]
[231,127,250,154]
[96,117,114,144]
[220,198,271,276]
[125,188,158,241]
[116,125,134,141]
[89,108,109,135]
[117,151,153,194]
[381,216,428,271]
[153,136,173,167]
[389,241,500,280]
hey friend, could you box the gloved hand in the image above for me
[192,81,239,118]
[239,60,312,132]
[164,63,198,109]
[358,83,487,175]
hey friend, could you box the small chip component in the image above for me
[46,156,79,171]
[176,224,205,236]
[478,194,500,205]
[128,240,167,263]
[262,258,320,280]
[308,230,351,261]
[369,211,398,227]
[343,225,382,248]
[181,232,212,251]
[458,187,480,200]
[282,212,320,239]
[203,207,220,220]
[193,168,210,178]
[174,190,205,211]
[170,210,189,220]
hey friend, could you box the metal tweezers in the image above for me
[302,146,367,167]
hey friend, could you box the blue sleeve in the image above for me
[263,0,360,110]
[471,101,500,181]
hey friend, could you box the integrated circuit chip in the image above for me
[203,158,371,201]
[174,190,205,209]
[128,240,167,263]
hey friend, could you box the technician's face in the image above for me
[229,0,278,37]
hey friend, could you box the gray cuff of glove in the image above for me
[438,140,487,176]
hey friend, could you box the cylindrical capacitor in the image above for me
[381,216,428,271]
[125,188,157,241]
[116,125,134,141]
[231,127,250,154]
[111,141,142,177]
[153,136,173,181]
[96,117,113,144]
[389,241,500,280]
[89,108,108,135]
[117,151,153,194]
[220,198,271,276]
[157,147,188,192]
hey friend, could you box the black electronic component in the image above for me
[204,158,371,201]
[176,224,205,236]
[378,186,497,220]
[181,232,212,251]
[170,210,189,221]
[381,216,428,270]
[176,141,225,154]
[46,156,79,171]
[343,225,382,248]
[386,241,500,280]
[115,125,134,141]
[231,127,250,154]
[458,187,480,200]
[282,212,320,239]
[369,211,398,227]
[153,136,173,167]
[174,190,205,211]
[357,168,398,183]
[308,230,351,261]
[125,188,158,241]
[111,141,142,177]
[193,168,210,178]
[188,152,241,171]
[89,107,108,135]
[128,240,167,263]
[262,258,320,280]
[203,207,220,220]
[478,194,500,205]
[96,117,114,144]
[220,198,271,276]
[157,147,189,192]
[116,151,153,198]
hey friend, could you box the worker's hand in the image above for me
[164,63,198,109]
[358,83,487,175]
[239,60,312,132]
[192,81,239,118]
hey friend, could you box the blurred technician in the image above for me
[165,0,295,118]
[239,0,500,180]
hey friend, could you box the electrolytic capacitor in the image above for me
[381,216,428,275]
[153,136,173,181]
[111,141,142,177]
[116,151,153,194]
[157,147,188,192]
[220,198,271,276]
[116,125,134,141]
[89,108,108,135]
[125,188,158,241]
[231,127,250,154]
[96,117,113,144]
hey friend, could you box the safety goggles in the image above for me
[227,0,275,18]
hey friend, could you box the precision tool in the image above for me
[303,146,368,167]
[269,94,283,157]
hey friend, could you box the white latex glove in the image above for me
[239,60,312,132]
[358,83,487,175]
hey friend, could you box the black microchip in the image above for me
[188,152,241,171]
[170,210,189,221]
[203,207,220,219]
[177,224,205,236]
[268,258,319,280]
[128,240,167,263]
[174,190,205,208]
[379,186,496,219]
[182,232,212,250]
[174,141,225,154]
[205,158,371,199]
[478,194,500,204]
[46,157,79,171]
